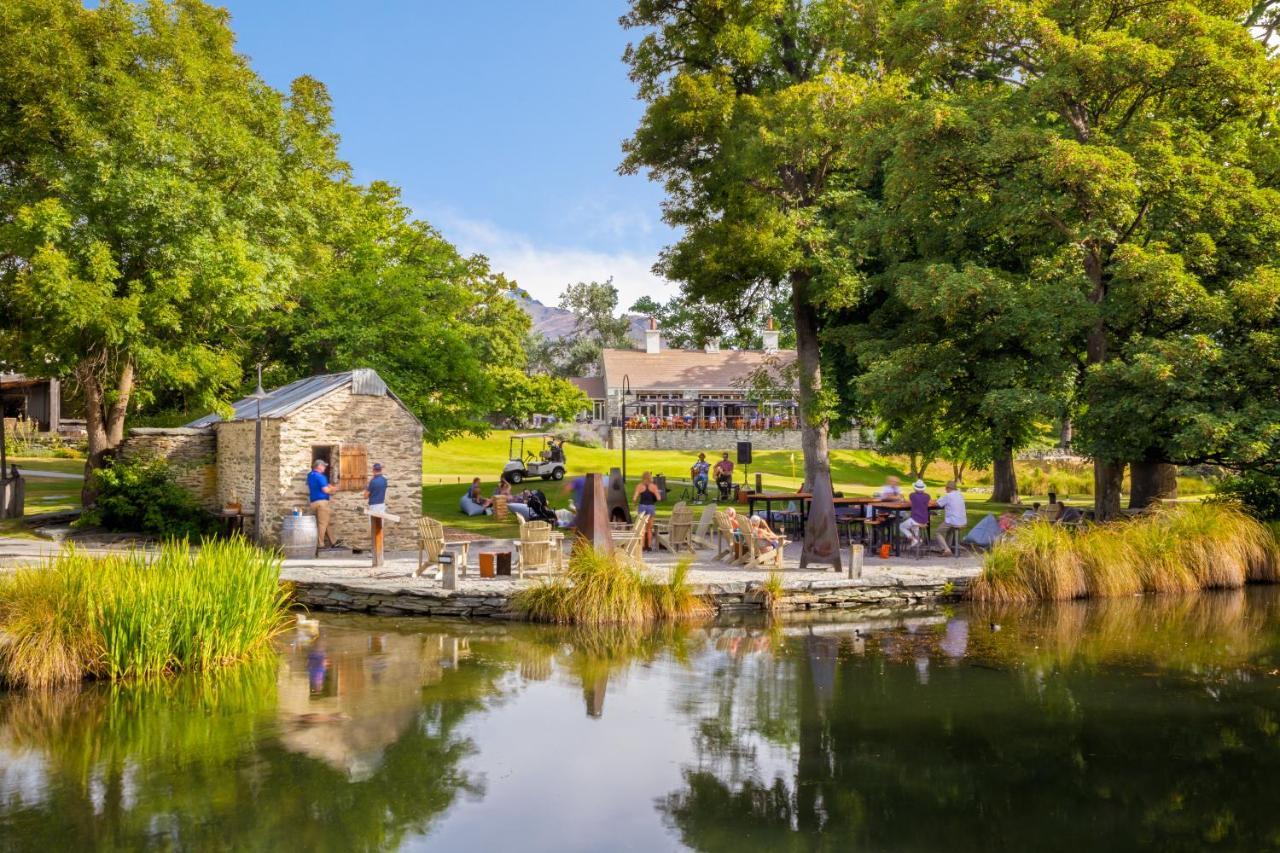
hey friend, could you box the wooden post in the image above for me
[371,515,384,567]
[848,544,864,579]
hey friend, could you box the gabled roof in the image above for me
[600,348,797,392]
[185,369,418,427]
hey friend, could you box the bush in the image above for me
[83,456,213,537]
[0,539,291,689]
[969,504,1280,602]
[1213,472,1280,521]
[513,547,710,624]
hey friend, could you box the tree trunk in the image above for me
[78,356,134,506]
[1128,459,1178,509]
[1095,460,1126,520]
[793,284,840,571]
[991,445,1019,504]
[1058,417,1073,449]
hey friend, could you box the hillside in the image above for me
[511,293,648,345]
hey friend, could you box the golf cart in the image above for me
[502,433,566,484]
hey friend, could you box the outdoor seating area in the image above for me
[621,414,800,431]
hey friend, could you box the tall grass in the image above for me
[0,538,292,689]
[513,547,711,625]
[970,504,1280,602]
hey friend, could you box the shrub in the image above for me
[1213,472,1280,521]
[83,455,213,537]
[969,504,1280,602]
[0,539,291,689]
[513,547,710,624]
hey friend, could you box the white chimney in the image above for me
[645,317,661,354]
[703,337,721,353]
[762,317,779,353]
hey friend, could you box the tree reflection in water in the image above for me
[660,591,1280,851]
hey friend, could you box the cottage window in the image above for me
[311,443,369,491]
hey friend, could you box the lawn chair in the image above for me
[615,514,648,562]
[514,520,560,578]
[654,503,695,553]
[713,510,744,564]
[416,517,471,578]
[691,504,718,549]
[743,526,787,570]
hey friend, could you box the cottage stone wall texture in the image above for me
[120,428,219,509]
[607,427,866,452]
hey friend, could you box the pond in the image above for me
[3,590,1280,851]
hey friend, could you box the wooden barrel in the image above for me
[280,513,318,559]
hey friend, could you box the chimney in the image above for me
[645,316,661,354]
[703,337,721,353]
[762,317,779,353]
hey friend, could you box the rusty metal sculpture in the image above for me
[573,472,614,555]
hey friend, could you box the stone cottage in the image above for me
[122,369,422,549]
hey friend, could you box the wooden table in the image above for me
[747,492,811,524]
[867,500,939,555]
[216,509,254,538]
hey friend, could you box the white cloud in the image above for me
[435,214,679,311]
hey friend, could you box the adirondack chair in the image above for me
[654,503,695,553]
[691,503,718,549]
[713,511,744,564]
[616,514,648,562]
[416,517,471,578]
[514,520,559,577]
[743,522,788,570]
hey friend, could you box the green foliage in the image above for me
[630,293,792,351]
[1214,472,1280,521]
[970,505,1280,602]
[0,539,291,688]
[513,548,709,625]
[82,456,213,538]
[530,279,635,379]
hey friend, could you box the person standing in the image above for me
[633,471,661,550]
[933,480,968,556]
[308,459,338,553]
[363,462,388,514]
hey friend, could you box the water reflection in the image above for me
[0,590,1278,850]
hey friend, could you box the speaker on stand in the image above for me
[737,441,753,492]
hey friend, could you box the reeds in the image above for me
[757,571,786,613]
[0,538,292,689]
[969,503,1280,602]
[512,548,711,625]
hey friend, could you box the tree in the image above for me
[629,292,792,350]
[528,279,635,378]
[621,0,899,568]
[882,0,1280,516]
[0,0,334,499]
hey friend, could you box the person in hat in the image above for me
[690,452,711,497]
[899,479,932,547]
[363,462,388,515]
[308,458,338,552]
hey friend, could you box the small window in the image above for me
[311,445,335,483]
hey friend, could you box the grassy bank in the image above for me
[969,504,1280,602]
[0,538,292,688]
[513,548,710,625]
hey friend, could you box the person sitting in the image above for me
[997,511,1018,533]
[749,515,782,551]
[878,476,904,501]
[547,439,565,463]
[933,480,968,556]
[899,480,932,547]
[495,480,533,521]
[713,452,735,500]
[1022,502,1042,522]
[690,452,711,499]
[460,477,493,516]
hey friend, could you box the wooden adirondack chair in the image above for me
[691,503,718,549]
[713,511,743,564]
[744,522,787,570]
[514,520,559,577]
[615,514,648,562]
[654,504,695,553]
[416,517,471,578]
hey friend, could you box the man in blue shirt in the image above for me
[364,462,388,514]
[307,459,338,552]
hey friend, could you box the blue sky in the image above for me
[218,0,675,309]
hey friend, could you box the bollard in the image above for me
[440,552,457,590]
[848,544,864,579]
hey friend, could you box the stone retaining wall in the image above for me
[608,427,868,452]
[119,428,218,509]
[289,574,967,619]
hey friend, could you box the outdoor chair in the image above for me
[615,514,648,562]
[744,527,788,570]
[514,520,560,577]
[416,516,471,579]
[713,511,744,564]
[691,504,718,549]
[654,504,695,553]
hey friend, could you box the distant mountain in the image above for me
[511,293,648,346]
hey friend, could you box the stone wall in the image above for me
[119,428,218,509]
[607,427,867,452]
[251,386,423,550]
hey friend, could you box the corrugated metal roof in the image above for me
[185,369,404,427]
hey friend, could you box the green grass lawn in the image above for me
[10,456,85,476]
[0,460,84,535]
[419,430,1142,538]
